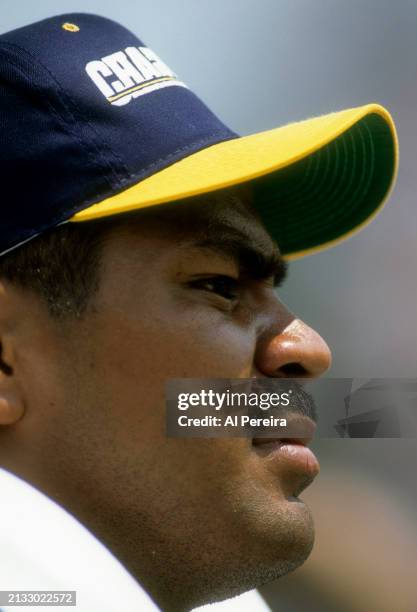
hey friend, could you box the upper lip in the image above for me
[252,416,316,446]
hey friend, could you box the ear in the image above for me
[0,344,24,425]
[0,283,25,425]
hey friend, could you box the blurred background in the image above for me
[3,1,417,610]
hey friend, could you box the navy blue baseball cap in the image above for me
[0,13,398,259]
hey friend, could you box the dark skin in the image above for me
[0,189,331,611]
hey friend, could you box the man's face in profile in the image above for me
[0,188,331,610]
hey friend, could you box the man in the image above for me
[0,12,398,612]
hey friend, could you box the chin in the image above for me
[252,495,316,569]
[233,495,316,587]
[187,498,316,609]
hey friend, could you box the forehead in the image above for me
[107,186,279,255]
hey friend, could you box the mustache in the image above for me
[285,380,317,423]
[230,378,318,423]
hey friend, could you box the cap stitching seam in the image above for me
[0,40,128,187]
[113,133,237,191]
[1,60,119,206]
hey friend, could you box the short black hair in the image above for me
[0,218,116,319]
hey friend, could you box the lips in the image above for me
[252,414,317,445]
[252,417,320,494]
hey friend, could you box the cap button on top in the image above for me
[62,23,80,32]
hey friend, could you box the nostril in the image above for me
[0,344,13,376]
[279,362,308,377]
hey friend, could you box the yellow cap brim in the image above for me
[70,103,398,260]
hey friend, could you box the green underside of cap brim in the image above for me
[252,113,397,259]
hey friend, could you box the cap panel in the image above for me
[0,44,120,253]
[0,13,237,254]
[0,13,236,184]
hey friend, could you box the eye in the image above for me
[189,275,239,301]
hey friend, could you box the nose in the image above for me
[254,314,332,379]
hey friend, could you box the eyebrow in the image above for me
[189,223,288,288]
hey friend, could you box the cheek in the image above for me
[84,289,257,447]
[104,308,255,385]
[169,319,254,378]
